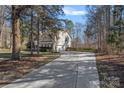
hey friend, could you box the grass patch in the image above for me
[0,53,11,58]
[0,50,59,58]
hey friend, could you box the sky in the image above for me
[60,5,87,42]
[61,5,87,24]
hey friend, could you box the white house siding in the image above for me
[55,31,71,52]
[34,31,72,52]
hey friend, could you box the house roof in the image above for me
[39,31,54,42]
[37,30,72,43]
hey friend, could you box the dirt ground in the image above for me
[96,53,124,88]
[0,53,59,87]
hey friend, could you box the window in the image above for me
[65,36,69,44]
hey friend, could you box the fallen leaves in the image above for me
[96,54,124,87]
[0,54,59,86]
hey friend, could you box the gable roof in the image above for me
[39,31,54,42]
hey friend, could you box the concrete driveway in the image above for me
[3,51,100,88]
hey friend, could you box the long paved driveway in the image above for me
[3,51,100,88]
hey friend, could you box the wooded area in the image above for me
[0,5,124,59]
[84,5,124,55]
[83,5,124,87]
[0,5,124,88]
[0,5,67,60]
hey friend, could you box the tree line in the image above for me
[84,5,124,54]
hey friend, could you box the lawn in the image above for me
[0,49,60,87]
[96,53,124,88]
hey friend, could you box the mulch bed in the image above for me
[96,54,124,88]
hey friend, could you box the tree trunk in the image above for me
[0,6,5,48]
[72,32,75,48]
[11,6,21,60]
[30,9,33,55]
[105,6,110,54]
[10,33,12,49]
[37,16,40,54]
[96,19,101,52]
[53,35,57,52]
[0,31,2,48]
[76,30,78,49]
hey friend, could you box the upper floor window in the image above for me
[65,36,69,44]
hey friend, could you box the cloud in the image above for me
[63,7,87,16]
